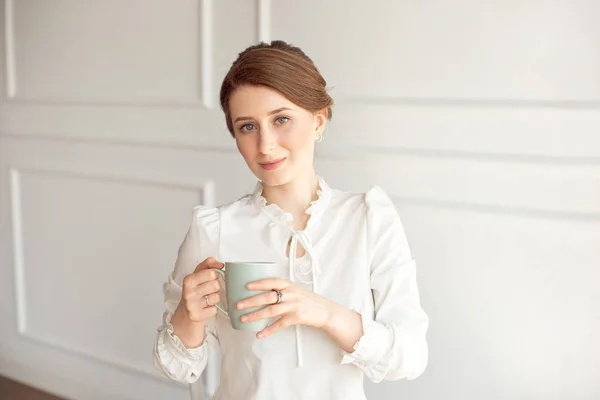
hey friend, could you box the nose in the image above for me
[258,125,277,155]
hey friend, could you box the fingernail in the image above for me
[237,302,244,309]
[257,332,263,338]
[241,315,248,322]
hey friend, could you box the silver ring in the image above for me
[205,295,210,307]
[272,289,283,304]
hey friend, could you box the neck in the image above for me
[261,171,320,222]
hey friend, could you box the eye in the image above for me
[239,123,256,133]
[275,116,289,125]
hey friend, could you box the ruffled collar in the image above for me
[251,175,332,228]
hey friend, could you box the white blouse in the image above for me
[153,177,429,400]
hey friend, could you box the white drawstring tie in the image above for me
[287,229,319,367]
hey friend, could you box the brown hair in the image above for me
[219,40,334,136]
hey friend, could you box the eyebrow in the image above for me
[233,107,292,124]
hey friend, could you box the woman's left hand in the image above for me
[236,278,333,338]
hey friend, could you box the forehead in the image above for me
[229,85,297,117]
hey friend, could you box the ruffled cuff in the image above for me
[154,315,209,383]
[164,323,207,358]
[340,311,392,369]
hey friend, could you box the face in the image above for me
[228,85,327,187]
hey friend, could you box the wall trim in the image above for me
[3,0,211,108]
[8,167,211,384]
[256,0,270,43]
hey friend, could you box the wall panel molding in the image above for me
[0,355,139,400]
[2,99,600,159]
[4,0,16,98]
[4,136,600,219]
[392,196,600,222]
[337,96,600,110]
[8,167,213,382]
[4,0,213,108]
[256,0,270,43]
[199,0,214,108]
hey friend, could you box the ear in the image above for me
[314,108,328,135]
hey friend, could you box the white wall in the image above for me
[0,1,599,399]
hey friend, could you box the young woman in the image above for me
[153,40,429,400]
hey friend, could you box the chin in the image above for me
[258,174,290,188]
[253,168,292,188]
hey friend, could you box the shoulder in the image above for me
[186,205,221,240]
[190,192,257,227]
[191,204,220,224]
[328,184,395,214]
[364,185,396,212]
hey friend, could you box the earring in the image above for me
[316,132,323,143]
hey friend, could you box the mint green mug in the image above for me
[213,262,285,331]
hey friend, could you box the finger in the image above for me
[207,260,225,270]
[183,279,220,301]
[193,257,222,273]
[187,303,218,322]
[257,316,293,339]
[183,268,219,290]
[196,279,221,297]
[241,303,289,323]
[195,268,220,282]
[204,292,221,308]
[193,257,213,272]
[237,290,281,310]
[246,278,291,291]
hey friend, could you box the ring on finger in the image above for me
[205,295,210,307]
[272,289,283,304]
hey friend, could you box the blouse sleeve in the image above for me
[153,205,221,383]
[340,186,429,383]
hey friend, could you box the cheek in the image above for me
[281,123,315,151]
[235,137,256,159]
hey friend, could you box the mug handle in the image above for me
[212,268,228,316]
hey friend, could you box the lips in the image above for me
[259,157,287,171]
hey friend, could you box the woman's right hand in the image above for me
[170,257,224,348]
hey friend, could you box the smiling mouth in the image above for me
[259,157,287,171]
